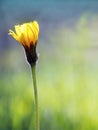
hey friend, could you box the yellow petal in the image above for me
[32,21,39,42]
[15,25,21,36]
[28,21,39,44]
[9,29,19,41]
[26,24,34,45]
[33,21,39,34]
[27,24,36,44]
[21,24,29,44]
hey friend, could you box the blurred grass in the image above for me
[1,14,98,130]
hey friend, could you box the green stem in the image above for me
[31,64,39,130]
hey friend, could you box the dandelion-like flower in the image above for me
[9,21,40,130]
[9,21,39,65]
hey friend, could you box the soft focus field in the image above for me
[1,13,98,130]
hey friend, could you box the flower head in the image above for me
[9,21,39,65]
[9,21,39,48]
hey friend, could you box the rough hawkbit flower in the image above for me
[9,21,39,65]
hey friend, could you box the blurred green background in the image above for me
[0,0,98,130]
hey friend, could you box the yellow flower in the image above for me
[9,21,39,65]
[9,21,39,48]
